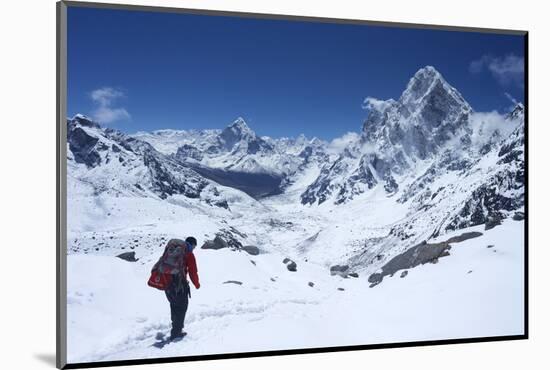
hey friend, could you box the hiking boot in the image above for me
[170,331,187,341]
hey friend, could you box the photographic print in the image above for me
[59,2,527,367]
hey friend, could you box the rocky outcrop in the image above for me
[513,211,525,221]
[368,241,450,286]
[67,124,101,168]
[330,265,349,277]
[368,230,486,286]
[201,230,244,251]
[444,232,483,244]
[242,245,260,255]
[201,235,229,250]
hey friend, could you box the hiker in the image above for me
[149,236,200,340]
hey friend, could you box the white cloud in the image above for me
[470,111,517,149]
[362,97,394,112]
[469,54,524,88]
[327,132,360,154]
[92,106,131,124]
[89,87,131,124]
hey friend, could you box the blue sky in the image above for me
[67,6,525,140]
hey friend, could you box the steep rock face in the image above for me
[444,120,525,232]
[175,144,204,162]
[217,117,274,155]
[301,66,475,205]
[68,125,101,168]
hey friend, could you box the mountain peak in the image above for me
[415,65,440,79]
[219,117,258,151]
[226,117,254,136]
[399,66,447,106]
[69,113,100,129]
[399,65,471,117]
[507,103,525,121]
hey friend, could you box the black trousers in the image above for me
[165,280,189,337]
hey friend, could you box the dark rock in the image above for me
[513,211,525,221]
[348,272,359,278]
[201,235,231,250]
[308,282,315,287]
[283,258,297,272]
[368,272,383,284]
[485,216,503,230]
[446,170,524,232]
[175,144,204,161]
[467,270,473,274]
[368,241,451,285]
[250,260,256,266]
[337,287,345,291]
[242,245,260,256]
[487,245,495,248]
[223,280,243,285]
[400,270,408,278]
[330,265,349,277]
[116,251,138,262]
[67,126,101,167]
[286,262,297,272]
[70,115,100,129]
[445,231,483,244]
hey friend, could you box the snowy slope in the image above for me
[67,219,523,363]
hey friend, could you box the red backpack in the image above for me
[147,239,188,290]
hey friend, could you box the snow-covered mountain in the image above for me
[134,117,327,177]
[66,66,525,362]
[68,65,524,265]
[301,66,474,205]
[67,114,236,208]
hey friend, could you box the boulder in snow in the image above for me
[242,245,260,255]
[223,280,243,285]
[485,216,503,230]
[283,258,297,272]
[368,241,451,285]
[116,251,138,262]
[330,264,349,277]
[512,211,525,221]
[445,231,483,244]
[201,235,229,250]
